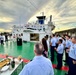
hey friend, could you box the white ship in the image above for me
[12,15,55,42]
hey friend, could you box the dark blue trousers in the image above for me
[50,46,55,62]
[57,53,63,69]
[68,57,76,75]
[65,47,69,64]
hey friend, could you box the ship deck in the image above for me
[0,41,68,75]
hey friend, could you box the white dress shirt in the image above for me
[57,44,64,54]
[19,55,54,75]
[1,36,4,40]
[69,44,76,60]
[47,39,50,50]
[51,37,56,46]
[65,40,71,48]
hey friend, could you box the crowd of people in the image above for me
[0,33,75,75]
[19,33,76,75]
[42,34,76,75]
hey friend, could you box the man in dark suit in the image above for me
[42,35,48,57]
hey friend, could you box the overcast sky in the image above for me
[0,0,76,32]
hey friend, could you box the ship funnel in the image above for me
[50,15,52,22]
[37,16,46,24]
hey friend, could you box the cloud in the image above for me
[0,28,11,32]
[29,0,76,32]
[0,17,14,22]
[0,0,50,32]
[0,0,76,32]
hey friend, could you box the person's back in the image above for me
[19,43,54,75]
[19,55,54,75]
[3,35,5,42]
[5,34,8,41]
[42,37,48,51]
[1,35,4,41]
[51,37,56,47]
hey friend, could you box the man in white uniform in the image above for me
[65,36,76,75]
[50,34,56,62]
